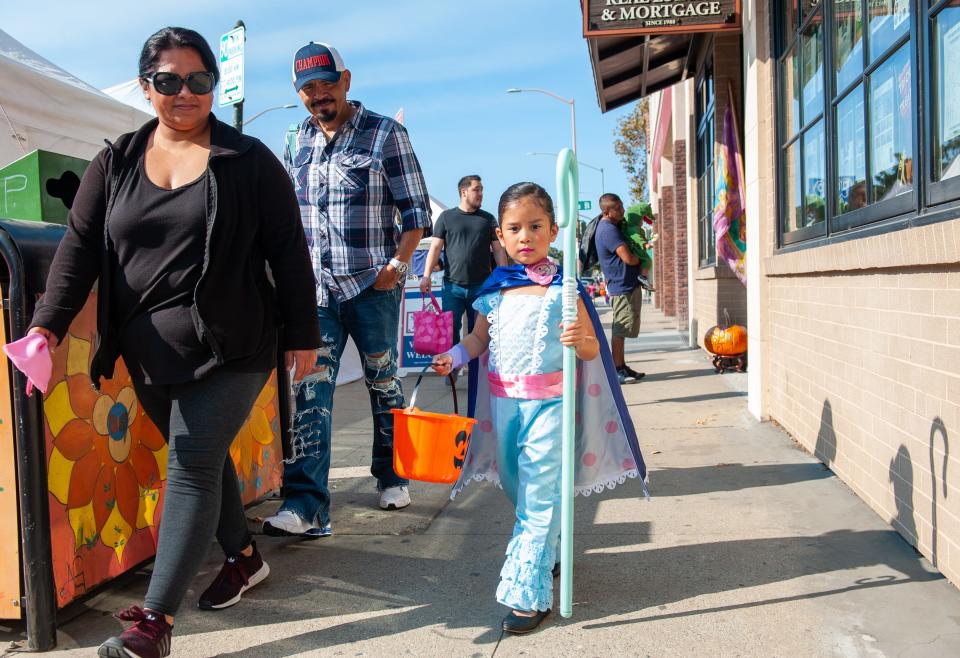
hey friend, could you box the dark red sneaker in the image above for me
[198,541,270,610]
[98,606,171,658]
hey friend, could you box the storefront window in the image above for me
[801,20,824,125]
[803,120,827,226]
[784,142,803,233]
[934,4,960,182]
[776,0,939,246]
[868,0,911,63]
[784,45,801,137]
[869,46,913,202]
[836,85,867,213]
[834,0,863,92]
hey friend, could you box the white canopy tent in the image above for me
[0,29,151,168]
[101,79,156,117]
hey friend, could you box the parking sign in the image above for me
[219,26,245,107]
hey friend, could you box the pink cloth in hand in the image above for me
[3,333,52,396]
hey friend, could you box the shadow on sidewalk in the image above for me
[629,390,746,406]
[572,526,942,630]
[190,487,941,656]
[641,462,833,496]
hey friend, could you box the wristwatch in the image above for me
[389,258,409,277]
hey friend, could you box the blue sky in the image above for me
[1,0,636,211]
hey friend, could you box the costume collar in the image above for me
[478,260,563,296]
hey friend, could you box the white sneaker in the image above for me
[379,485,411,510]
[262,510,331,539]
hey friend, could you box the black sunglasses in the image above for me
[145,71,216,96]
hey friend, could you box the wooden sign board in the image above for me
[583,0,741,37]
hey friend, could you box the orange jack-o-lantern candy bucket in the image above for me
[391,367,477,484]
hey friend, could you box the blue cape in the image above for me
[454,265,648,498]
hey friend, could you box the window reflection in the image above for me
[801,16,824,125]
[868,0,910,62]
[869,46,913,202]
[836,86,867,213]
[803,120,826,226]
[834,0,863,92]
[935,6,960,181]
[783,45,801,137]
[784,142,803,233]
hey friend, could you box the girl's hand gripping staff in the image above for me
[555,148,578,619]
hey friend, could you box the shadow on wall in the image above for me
[930,418,949,568]
[814,399,837,468]
[888,417,950,562]
[889,444,918,545]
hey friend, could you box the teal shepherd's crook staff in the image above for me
[555,148,578,618]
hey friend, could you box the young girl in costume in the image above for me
[432,183,646,634]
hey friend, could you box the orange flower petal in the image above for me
[137,415,166,451]
[92,466,117,531]
[66,374,99,419]
[130,445,161,490]
[53,418,94,460]
[67,450,103,508]
[114,462,140,528]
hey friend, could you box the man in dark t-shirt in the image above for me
[420,175,507,363]
[595,193,645,384]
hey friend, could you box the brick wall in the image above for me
[764,219,960,587]
[654,214,663,310]
[673,139,689,328]
[659,185,676,317]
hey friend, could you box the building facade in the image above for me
[585,0,960,586]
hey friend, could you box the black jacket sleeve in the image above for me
[29,148,110,341]
[255,142,321,350]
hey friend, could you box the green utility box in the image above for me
[0,150,90,224]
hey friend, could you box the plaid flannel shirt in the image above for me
[285,101,432,306]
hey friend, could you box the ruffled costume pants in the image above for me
[491,395,563,612]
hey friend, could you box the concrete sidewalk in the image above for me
[5,303,960,656]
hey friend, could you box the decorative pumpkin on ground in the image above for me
[703,310,748,373]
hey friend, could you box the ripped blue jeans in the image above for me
[281,285,407,527]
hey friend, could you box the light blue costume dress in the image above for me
[453,265,647,614]
[473,284,567,612]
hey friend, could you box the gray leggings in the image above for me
[133,368,269,616]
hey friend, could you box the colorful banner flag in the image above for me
[394,107,404,125]
[713,83,747,285]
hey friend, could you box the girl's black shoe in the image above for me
[502,608,551,634]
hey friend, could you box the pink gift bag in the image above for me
[412,292,453,356]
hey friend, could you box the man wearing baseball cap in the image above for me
[263,42,432,538]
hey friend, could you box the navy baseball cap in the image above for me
[292,42,345,91]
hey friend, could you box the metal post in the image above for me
[232,20,245,133]
[0,230,57,650]
[570,99,577,155]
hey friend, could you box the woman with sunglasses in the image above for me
[28,26,320,658]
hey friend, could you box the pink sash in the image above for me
[488,370,563,399]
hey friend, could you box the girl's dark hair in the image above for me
[497,182,556,225]
[138,27,220,84]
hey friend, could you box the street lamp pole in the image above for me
[243,103,297,127]
[507,87,576,154]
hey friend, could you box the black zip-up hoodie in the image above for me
[30,114,320,388]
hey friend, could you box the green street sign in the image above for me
[578,200,592,211]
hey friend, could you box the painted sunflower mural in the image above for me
[39,292,284,608]
[44,333,167,563]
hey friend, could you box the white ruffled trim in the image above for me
[452,468,649,500]
[485,295,503,373]
[449,472,502,499]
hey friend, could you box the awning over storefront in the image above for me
[586,32,697,113]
